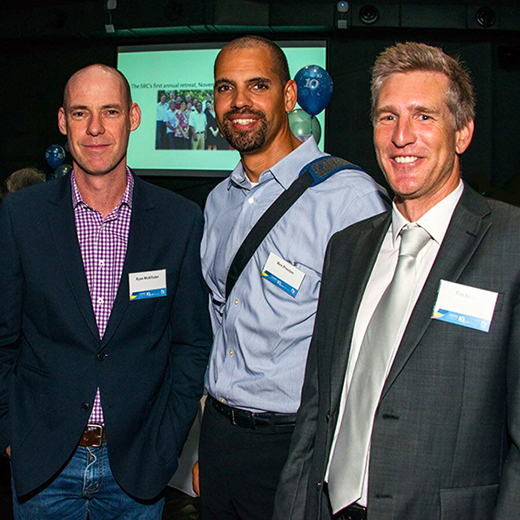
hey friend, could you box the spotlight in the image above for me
[359,5,379,25]
[337,1,349,13]
[476,7,496,28]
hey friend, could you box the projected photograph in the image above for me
[155,89,229,151]
[119,41,326,176]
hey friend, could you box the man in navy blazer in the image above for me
[0,64,212,519]
[274,42,520,519]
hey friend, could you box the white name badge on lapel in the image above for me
[261,252,305,297]
[129,269,167,301]
[432,280,498,332]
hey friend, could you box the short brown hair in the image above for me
[0,167,45,206]
[371,42,475,130]
[5,167,45,193]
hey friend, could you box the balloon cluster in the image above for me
[45,144,71,178]
[289,65,333,146]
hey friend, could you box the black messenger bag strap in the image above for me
[225,155,358,299]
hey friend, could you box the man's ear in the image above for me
[284,80,298,113]
[455,119,474,155]
[129,103,141,132]
[58,107,67,136]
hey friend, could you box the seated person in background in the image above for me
[0,168,45,205]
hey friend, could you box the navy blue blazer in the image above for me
[0,172,212,499]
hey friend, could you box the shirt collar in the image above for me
[71,167,134,210]
[228,135,322,191]
[391,179,464,246]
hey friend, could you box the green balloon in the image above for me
[288,109,321,144]
[54,163,72,178]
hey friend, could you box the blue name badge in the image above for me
[261,252,305,298]
[261,270,299,297]
[129,269,167,301]
[432,280,498,333]
[432,309,491,332]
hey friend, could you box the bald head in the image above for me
[215,36,290,87]
[63,64,132,110]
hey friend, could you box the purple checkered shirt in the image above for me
[72,169,133,426]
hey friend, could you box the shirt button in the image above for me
[219,397,227,404]
[99,260,105,267]
[228,349,235,357]
[81,402,90,411]
[234,298,239,305]
[248,197,254,204]
[97,297,103,305]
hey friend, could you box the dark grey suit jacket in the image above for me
[0,172,212,499]
[274,185,520,520]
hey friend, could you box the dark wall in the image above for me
[1,39,114,177]
[325,33,520,200]
[1,4,519,207]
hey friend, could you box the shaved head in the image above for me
[63,64,132,110]
[215,36,290,86]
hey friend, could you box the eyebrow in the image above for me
[67,103,124,111]
[247,76,272,84]
[376,103,440,115]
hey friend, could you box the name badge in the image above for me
[129,269,167,301]
[261,252,305,297]
[432,280,498,332]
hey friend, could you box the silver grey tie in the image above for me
[328,225,431,513]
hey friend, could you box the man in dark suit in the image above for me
[0,64,212,519]
[274,42,520,520]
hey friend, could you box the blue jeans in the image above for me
[12,444,164,520]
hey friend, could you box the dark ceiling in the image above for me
[1,0,518,42]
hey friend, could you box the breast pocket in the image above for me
[292,261,321,300]
[440,484,499,519]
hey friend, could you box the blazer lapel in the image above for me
[46,175,100,343]
[381,186,492,398]
[329,212,392,412]
[100,175,156,347]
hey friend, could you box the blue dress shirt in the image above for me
[201,137,388,413]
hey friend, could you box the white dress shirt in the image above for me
[326,180,464,508]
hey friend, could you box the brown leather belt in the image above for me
[78,424,106,447]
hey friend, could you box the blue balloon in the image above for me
[294,65,333,116]
[45,144,66,169]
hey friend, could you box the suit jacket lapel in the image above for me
[100,175,156,347]
[46,174,100,343]
[329,212,392,412]
[381,186,492,398]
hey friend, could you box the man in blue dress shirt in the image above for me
[197,35,388,520]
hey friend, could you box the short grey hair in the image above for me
[371,42,475,130]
